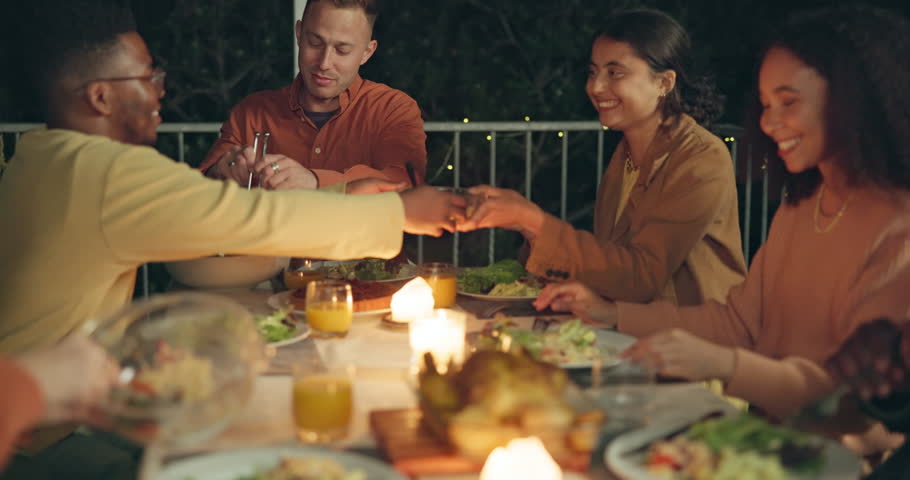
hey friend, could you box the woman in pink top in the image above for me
[535,5,910,421]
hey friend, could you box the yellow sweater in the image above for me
[0,129,405,353]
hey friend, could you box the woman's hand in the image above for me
[533,281,617,327]
[457,185,545,239]
[622,329,736,382]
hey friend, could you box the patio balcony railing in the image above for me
[1,121,771,298]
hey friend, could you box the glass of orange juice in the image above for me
[418,262,457,308]
[291,363,355,443]
[284,260,325,290]
[305,280,353,339]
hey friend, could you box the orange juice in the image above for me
[284,269,325,290]
[306,302,353,336]
[292,375,352,442]
[425,274,457,308]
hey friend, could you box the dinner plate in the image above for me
[457,290,538,302]
[604,405,862,480]
[467,327,635,369]
[156,445,407,480]
[266,321,311,348]
[267,291,392,318]
[563,328,636,368]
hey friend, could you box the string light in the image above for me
[447,165,454,170]
[463,118,470,123]
[486,135,492,141]
[602,125,609,130]
[524,116,531,122]
[558,131,564,138]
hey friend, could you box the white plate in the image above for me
[266,321,311,348]
[457,290,538,302]
[157,445,407,480]
[563,329,636,368]
[604,405,862,480]
[468,327,635,369]
[267,291,391,318]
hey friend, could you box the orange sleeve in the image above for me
[199,102,250,174]
[0,359,45,470]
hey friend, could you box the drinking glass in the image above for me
[291,362,355,443]
[305,280,353,338]
[589,359,656,426]
[418,262,457,308]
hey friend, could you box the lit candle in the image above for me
[390,277,435,324]
[409,308,466,374]
[480,437,563,480]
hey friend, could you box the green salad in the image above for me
[457,259,534,294]
[686,414,824,473]
[323,258,415,281]
[477,318,603,365]
[252,308,296,343]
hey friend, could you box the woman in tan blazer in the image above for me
[459,9,746,306]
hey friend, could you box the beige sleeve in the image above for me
[525,144,735,302]
[99,149,404,263]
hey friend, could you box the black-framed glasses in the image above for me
[76,66,166,92]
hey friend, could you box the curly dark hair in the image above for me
[14,0,136,118]
[595,9,724,127]
[746,5,910,205]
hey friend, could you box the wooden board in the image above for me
[369,408,589,477]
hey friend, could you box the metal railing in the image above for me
[1,121,770,295]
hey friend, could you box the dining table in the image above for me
[136,283,742,480]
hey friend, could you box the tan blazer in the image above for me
[525,114,746,305]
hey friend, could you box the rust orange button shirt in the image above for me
[200,75,427,186]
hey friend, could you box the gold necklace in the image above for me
[813,184,852,233]
[624,148,639,173]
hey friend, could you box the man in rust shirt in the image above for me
[200,0,426,189]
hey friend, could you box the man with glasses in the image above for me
[198,0,427,190]
[0,1,464,478]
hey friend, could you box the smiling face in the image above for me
[295,2,377,112]
[105,32,164,146]
[759,47,831,174]
[585,36,671,132]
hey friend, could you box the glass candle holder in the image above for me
[418,262,457,308]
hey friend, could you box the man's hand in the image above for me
[211,145,258,186]
[621,329,736,382]
[533,281,617,327]
[15,335,120,425]
[399,186,467,237]
[346,178,408,195]
[254,154,319,190]
[457,185,545,240]
[826,318,910,400]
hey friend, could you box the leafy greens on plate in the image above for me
[457,259,542,295]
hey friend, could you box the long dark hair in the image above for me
[595,9,724,127]
[747,6,910,205]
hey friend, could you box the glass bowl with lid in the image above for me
[88,292,267,447]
